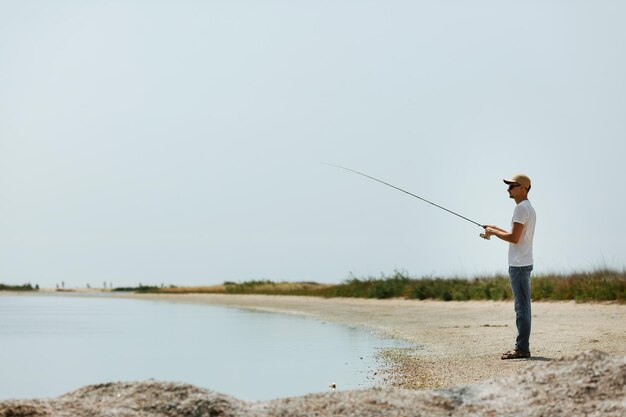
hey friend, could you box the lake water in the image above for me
[0,294,406,401]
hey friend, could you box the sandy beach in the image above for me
[117,293,626,389]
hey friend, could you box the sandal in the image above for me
[501,350,531,360]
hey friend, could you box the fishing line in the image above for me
[323,162,489,238]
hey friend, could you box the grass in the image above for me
[321,269,625,302]
[111,268,625,303]
[223,280,334,296]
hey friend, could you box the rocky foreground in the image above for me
[2,351,624,417]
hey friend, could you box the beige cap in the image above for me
[503,174,531,190]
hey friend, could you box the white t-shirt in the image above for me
[508,199,536,267]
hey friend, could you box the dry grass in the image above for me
[150,281,334,296]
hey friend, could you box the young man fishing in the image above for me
[485,174,536,360]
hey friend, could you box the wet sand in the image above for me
[119,293,626,389]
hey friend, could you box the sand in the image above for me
[115,293,626,389]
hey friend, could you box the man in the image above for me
[485,174,536,360]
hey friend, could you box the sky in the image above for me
[1,0,625,288]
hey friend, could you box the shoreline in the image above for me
[3,291,625,389]
[113,292,626,389]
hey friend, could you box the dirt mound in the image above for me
[1,350,624,417]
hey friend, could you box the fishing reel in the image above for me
[480,232,490,240]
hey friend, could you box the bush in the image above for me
[0,283,36,292]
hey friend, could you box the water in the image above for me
[0,294,406,401]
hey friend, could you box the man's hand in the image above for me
[483,223,524,244]
[484,225,506,233]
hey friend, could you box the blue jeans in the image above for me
[509,265,533,353]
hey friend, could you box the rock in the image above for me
[1,351,624,417]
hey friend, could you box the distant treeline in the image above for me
[0,283,38,291]
[114,269,626,303]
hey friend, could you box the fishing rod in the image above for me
[323,162,490,240]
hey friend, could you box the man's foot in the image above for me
[501,350,531,360]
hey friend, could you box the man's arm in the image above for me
[484,224,507,233]
[485,222,525,244]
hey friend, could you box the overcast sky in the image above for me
[1,0,625,288]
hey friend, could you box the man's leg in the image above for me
[508,265,533,353]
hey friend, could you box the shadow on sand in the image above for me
[503,356,552,362]
[528,356,552,362]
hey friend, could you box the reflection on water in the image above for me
[0,294,406,401]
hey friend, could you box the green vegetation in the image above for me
[318,272,515,301]
[113,285,163,293]
[0,283,38,291]
[320,269,625,302]
[123,269,625,303]
[530,269,626,302]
